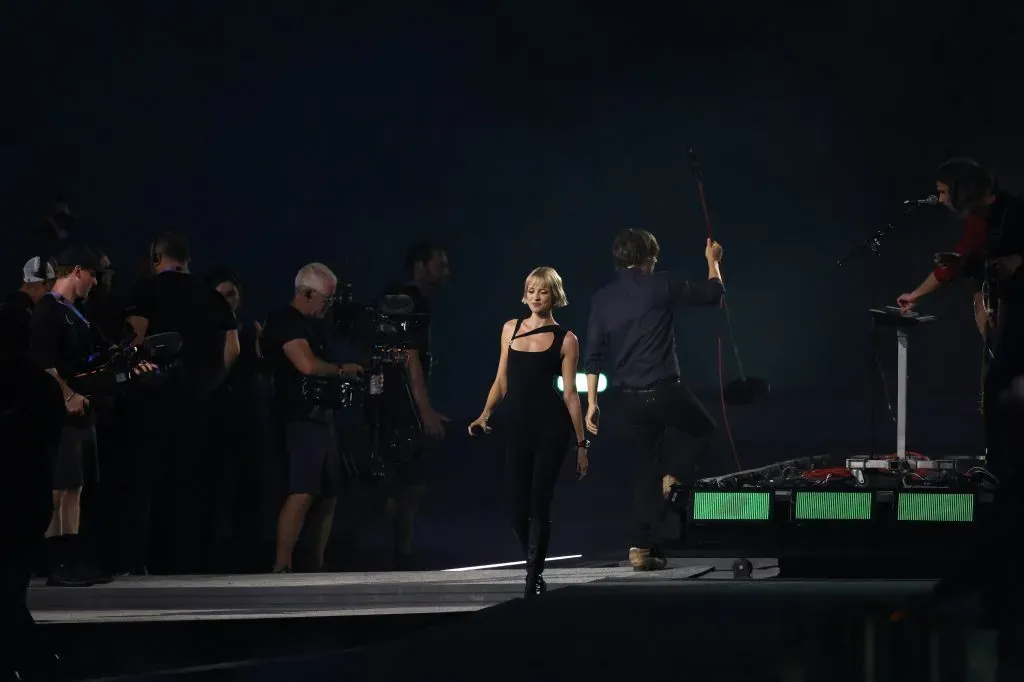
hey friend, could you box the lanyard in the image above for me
[49,291,91,328]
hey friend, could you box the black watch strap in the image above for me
[577,439,590,449]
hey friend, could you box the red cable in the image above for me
[696,176,742,471]
[801,467,854,480]
[717,336,742,472]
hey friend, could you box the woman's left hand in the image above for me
[576,447,589,479]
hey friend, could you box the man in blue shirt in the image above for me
[584,229,724,570]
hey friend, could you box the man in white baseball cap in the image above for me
[4,256,56,318]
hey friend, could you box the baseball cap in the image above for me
[54,246,104,273]
[22,256,56,283]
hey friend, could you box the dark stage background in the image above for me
[6,3,1022,566]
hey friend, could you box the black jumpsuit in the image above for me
[502,319,573,596]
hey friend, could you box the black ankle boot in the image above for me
[524,519,551,600]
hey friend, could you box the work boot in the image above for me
[662,474,681,498]
[524,519,551,599]
[45,536,94,587]
[46,535,112,587]
[629,547,667,571]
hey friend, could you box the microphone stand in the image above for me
[837,222,899,457]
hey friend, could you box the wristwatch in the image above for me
[577,439,590,449]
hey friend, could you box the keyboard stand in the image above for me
[845,308,984,478]
[872,308,935,462]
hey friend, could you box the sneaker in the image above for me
[628,547,667,572]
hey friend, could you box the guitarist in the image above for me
[896,158,1024,482]
[894,161,1024,634]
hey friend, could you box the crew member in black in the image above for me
[5,256,55,317]
[584,230,724,571]
[469,267,587,598]
[377,242,450,568]
[1,305,67,680]
[123,231,240,574]
[263,262,361,572]
[81,249,129,347]
[206,267,270,572]
[30,246,109,586]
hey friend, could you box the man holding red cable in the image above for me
[583,229,724,571]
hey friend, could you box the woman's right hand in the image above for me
[576,447,589,479]
[467,414,492,436]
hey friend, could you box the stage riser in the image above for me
[674,488,998,576]
[682,489,998,524]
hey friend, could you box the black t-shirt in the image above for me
[30,293,95,381]
[30,293,96,427]
[222,319,262,388]
[81,292,131,348]
[4,289,34,315]
[1,290,34,355]
[988,192,1024,303]
[125,270,237,390]
[263,304,329,418]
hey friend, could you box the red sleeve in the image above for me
[933,214,988,284]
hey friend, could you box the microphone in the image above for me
[904,195,938,207]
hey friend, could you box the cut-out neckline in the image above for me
[510,323,559,354]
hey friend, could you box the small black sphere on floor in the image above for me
[732,558,753,579]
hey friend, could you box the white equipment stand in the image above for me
[846,307,985,478]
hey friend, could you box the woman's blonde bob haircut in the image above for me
[521,266,568,308]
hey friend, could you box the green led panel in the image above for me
[897,493,974,522]
[692,491,771,521]
[794,491,873,520]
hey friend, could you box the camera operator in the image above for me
[123,232,240,574]
[377,242,450,569]
[1,302,67,679]
[264,263,361,573]
[30,246,111,586]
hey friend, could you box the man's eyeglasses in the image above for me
[313,290,336,307]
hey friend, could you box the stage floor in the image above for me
[29,559,1018,681]
[29,558,780,623]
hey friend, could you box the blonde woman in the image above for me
[469,267,589,599]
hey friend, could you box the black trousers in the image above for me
[505,418,571,548]
[936,308,1024,631]
[1,366,61,673]
[208,381,273,573]
[983,301,1024,485]
[980,304,1024,577]
[618,379,716,549]
[2,489,51,673]
[113,388,213,575]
